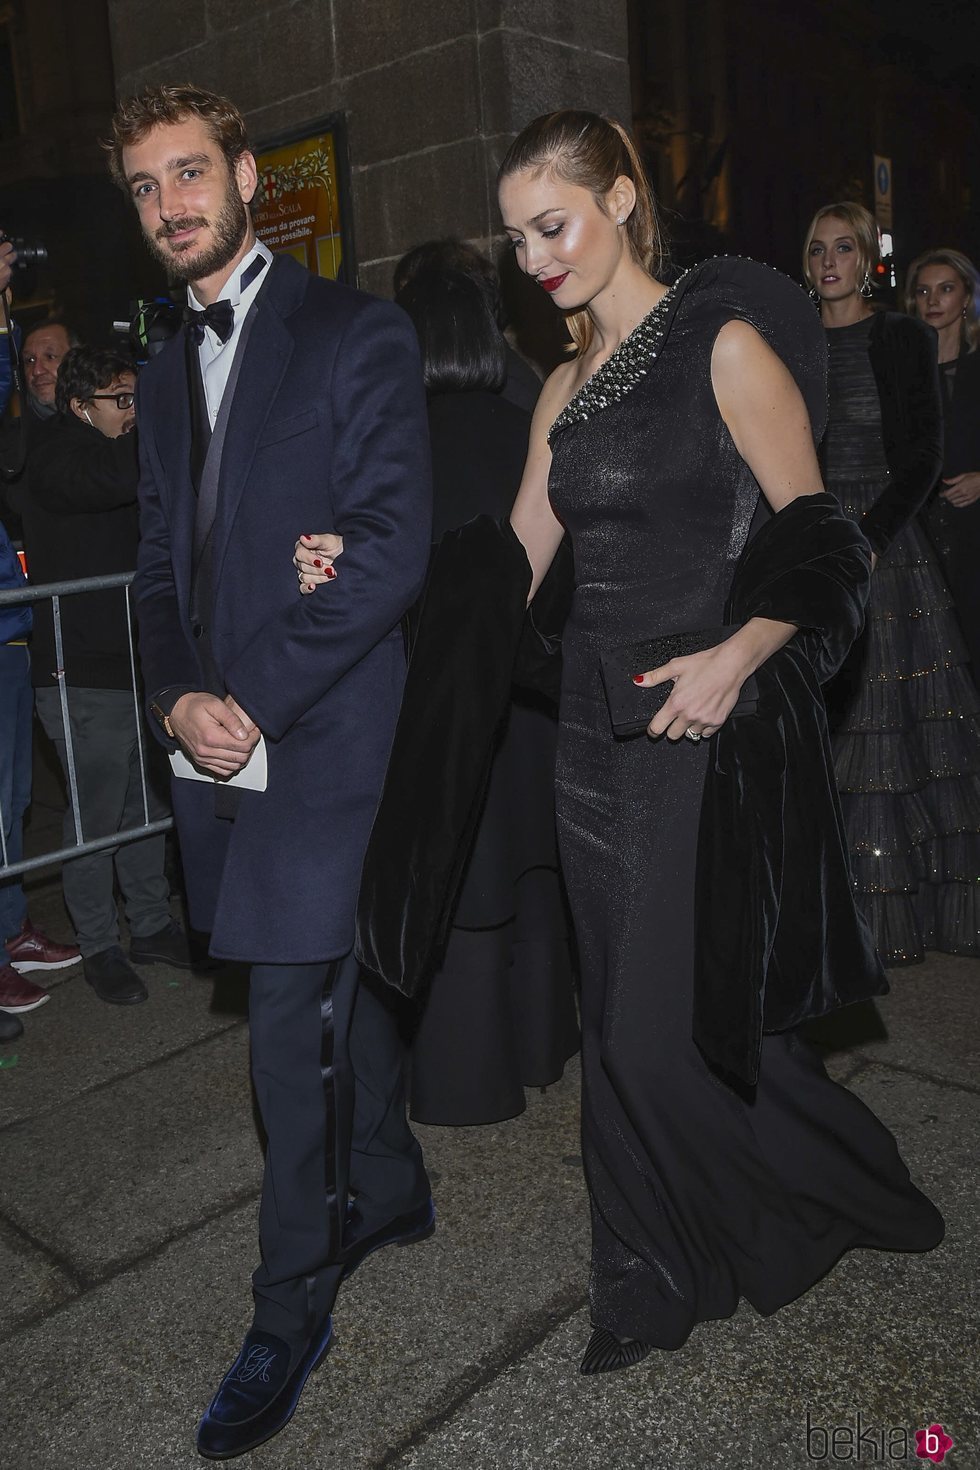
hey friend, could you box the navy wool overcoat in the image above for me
[133,253,433,962]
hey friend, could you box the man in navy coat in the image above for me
[107,84,434,1460]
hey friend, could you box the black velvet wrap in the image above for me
[695,491,887,1086]
[355,492,888,1084]
[355,516,531,991]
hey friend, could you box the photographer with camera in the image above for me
[1,239,80,1042]
[24,346,193,1005]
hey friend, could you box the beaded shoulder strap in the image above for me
[548,269,689,444]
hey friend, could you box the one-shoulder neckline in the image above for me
[548,270,690,443]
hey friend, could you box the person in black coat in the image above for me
[805,203,980,964]
[393,265,578,1125]
[906,247,980,680]
[0,320,80,542]
[108,83,434,1459]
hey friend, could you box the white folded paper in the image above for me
[169,734,268,792]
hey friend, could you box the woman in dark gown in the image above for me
[499,117,942,1370]
[906,247,980,682]
[805,206,980,964]
[297,114,944,1373]
[395,266,578,1125]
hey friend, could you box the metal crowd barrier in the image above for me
[0,570,172,880]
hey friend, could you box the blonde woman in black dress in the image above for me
[806,204,980,964]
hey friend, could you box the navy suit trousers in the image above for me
[248,954,428,1344]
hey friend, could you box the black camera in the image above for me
[0,232,48,303]
[125,297,183,363]
[0,232,48,271]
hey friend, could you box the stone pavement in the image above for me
[1,825,977,1467]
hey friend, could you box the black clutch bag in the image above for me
[598,625,759,737]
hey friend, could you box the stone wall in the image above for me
[107,0,631,297]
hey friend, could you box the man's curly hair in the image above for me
[104,83,250,194]
[55,347,135,416]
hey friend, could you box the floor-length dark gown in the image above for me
[545,258,944,1348]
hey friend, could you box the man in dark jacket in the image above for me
[24,345,192,1005]
[109,82,433,1458]
[0,320,80,541]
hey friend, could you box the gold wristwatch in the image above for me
[150,701,177,739]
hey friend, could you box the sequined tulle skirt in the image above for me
[827,477,980,964]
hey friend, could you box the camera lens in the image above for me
[10,238,48,270]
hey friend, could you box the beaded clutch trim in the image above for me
[548,269,690,444]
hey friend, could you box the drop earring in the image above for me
[860,270,873,299]
[808,285,820,303]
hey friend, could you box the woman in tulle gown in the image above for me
[805,204,980,964]
[296,116,944,1374]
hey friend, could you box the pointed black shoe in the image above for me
[341,1195,436,1279]
[196,1317,333,1460]
[579,1325,654,1375]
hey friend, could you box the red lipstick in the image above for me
[539,273,569,293]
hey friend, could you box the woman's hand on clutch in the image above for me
[294,532,344,595]
[634,641,749,742]
[636,617,797,740]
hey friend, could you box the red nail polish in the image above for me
[313,558,323,568]
[302,533,312,540]
[632,675,645,685]
[325,567,337,580]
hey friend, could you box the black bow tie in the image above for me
[184,298,235,346]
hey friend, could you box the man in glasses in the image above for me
[22,345,193,1005]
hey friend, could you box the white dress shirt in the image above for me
[186,238,274,428]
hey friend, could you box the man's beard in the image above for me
[148,180,250,286]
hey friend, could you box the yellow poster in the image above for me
[253,129,346,280]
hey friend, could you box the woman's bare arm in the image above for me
[710,319,823,514]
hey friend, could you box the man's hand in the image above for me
[169,692,260,777]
